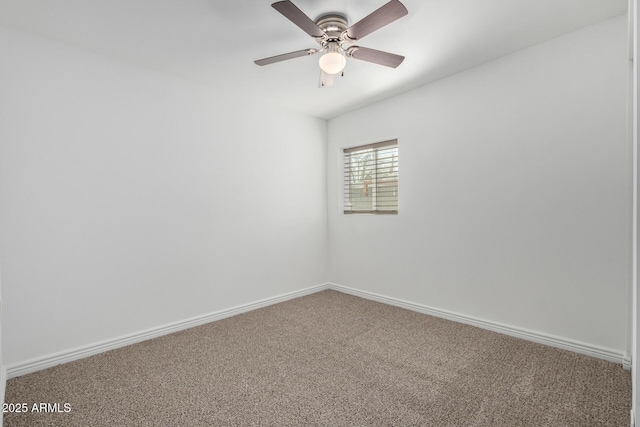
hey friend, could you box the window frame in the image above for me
[343,139,398,215]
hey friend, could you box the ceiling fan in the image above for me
[254,0,408,87]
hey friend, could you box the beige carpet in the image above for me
[4,290,631,426]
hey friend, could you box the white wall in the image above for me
[0,262,4,427]
[0,10,631,381]
[633,0,639,421]
[0,26,328,367]
[328,16,630,355]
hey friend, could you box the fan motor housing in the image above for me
[315,14,348,41]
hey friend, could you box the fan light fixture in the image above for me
[319,43,346,75]
[254,0,408,87]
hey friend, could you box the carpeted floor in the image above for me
[3,290,631,426]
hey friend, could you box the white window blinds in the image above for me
[343,140,398,214]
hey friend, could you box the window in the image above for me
[343,140,398,214]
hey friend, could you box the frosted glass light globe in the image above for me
[319,47,346,75]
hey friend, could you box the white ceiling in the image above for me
[0,0,629,119]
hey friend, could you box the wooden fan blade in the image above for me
[272,1,326,38]
[318,70,335,88]
[254,49,318,66]
[348,46,404,68]
[345,0,408,42]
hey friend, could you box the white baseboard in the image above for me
[6,282,629,379]
[6,284,329,379]
[327,283,630,367]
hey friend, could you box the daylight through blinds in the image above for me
[343,140,398,214]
